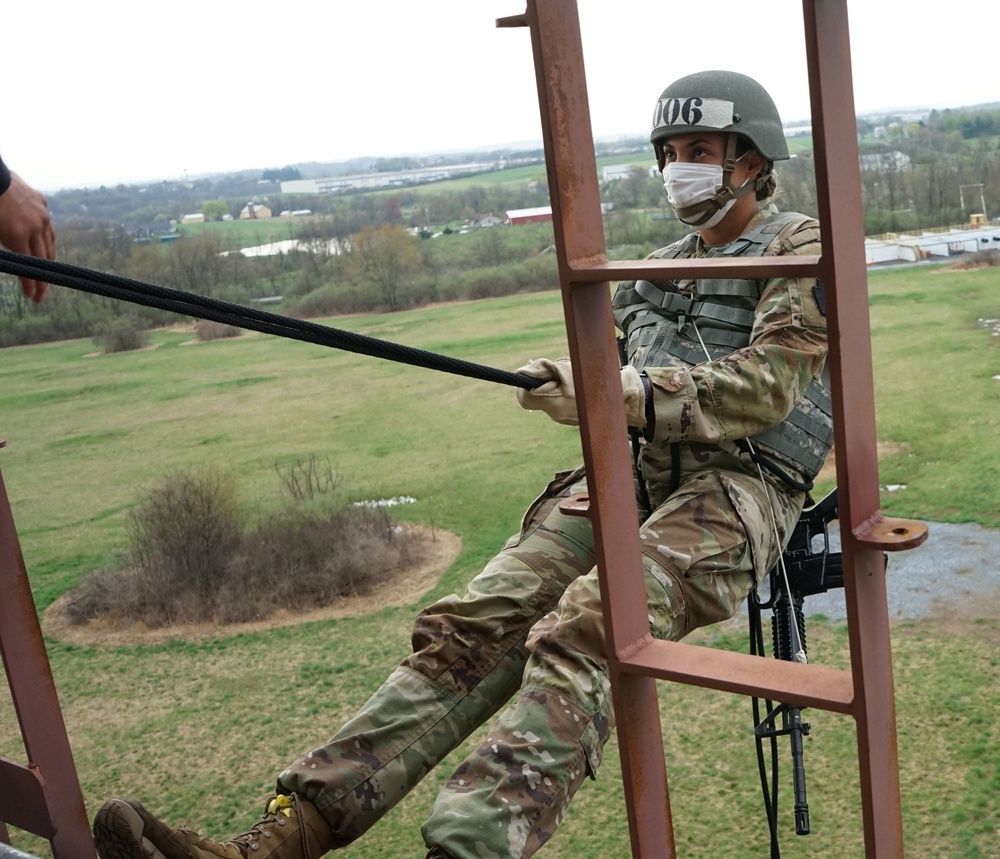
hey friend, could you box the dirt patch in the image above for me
[815,439,907,484]
[924,590,1000,643]
[83,343,163,358]
[42,525,460,648]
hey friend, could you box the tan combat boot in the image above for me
[93,794,333,859]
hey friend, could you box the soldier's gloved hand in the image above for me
[516,357,579,425]
[516,359,649,429]
[620,365,647,429]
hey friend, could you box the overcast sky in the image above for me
[4,1,995,192]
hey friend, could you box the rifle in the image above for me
[748,488,880,857]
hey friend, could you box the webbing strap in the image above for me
[633,280,756,330]
[0,249,542,391]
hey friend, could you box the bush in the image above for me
[286,286,376,318]
[276,454,340,501]
[194,319,242,341]
[219,506,405,623]
[93,316,149,353]
[65,465,419,627]
[949,249,1000,269]
[126,468,242,598]
[443,256,560,302]
[0,314,88,347]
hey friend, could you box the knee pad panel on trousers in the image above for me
[406,558,558,698]
[405,470,598,700]
[638,470,799,637]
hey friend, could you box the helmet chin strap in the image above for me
[673,134,763,227]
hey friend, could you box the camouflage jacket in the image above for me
[612,206,830,508]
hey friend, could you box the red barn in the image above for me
[504,206,553,225]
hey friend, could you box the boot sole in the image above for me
[93,800,169,859]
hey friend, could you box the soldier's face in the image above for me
[662,132,763,187]
[661,132,727,166]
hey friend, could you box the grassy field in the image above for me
[181,218,305,251]
[0,262,998,858]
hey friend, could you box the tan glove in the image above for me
[517,359,649,429]
[516,357,579,425]
[620,365,647,429]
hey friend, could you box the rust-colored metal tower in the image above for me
[1,3,926,858]
[0,441,96,859]
[500,1,926,856]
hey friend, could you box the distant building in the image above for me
[180,213,205,224]
[240,202,272,220]
[865,224,1000,264]
[131,221,175,241]
[281,162,494,195]
[504,206,553,226]
[602,164,634,181]
[860,151,911,172]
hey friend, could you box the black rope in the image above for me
[0,249,543,390]
[749,588,783,858]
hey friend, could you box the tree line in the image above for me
[0,215,567,347]
[3,105,998,347]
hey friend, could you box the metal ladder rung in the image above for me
[619,638,855,715]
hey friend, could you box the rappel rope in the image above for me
[7,249,803,663]
[0,249,543,393]
[690,319,806,663]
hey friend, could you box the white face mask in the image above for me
[661,159,746,228]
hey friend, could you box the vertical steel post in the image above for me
[0,448,96,859]
[803,1,905,854]
[502,2,676,854]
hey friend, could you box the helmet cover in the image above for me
[650,70,789,163]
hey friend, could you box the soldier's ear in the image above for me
[744,149,765,181]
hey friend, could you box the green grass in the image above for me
[867,265,1000,525]
[1,264,998,858]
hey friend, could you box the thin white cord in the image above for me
[691,319,711,362]
[749,442,807,665]
[690,319,807,664]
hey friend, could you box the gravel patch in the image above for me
[794,521,1000,622]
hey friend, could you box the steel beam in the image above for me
[0,446,96,859]
[803,1,909,854]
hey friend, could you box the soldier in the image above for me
[93,70,832,859]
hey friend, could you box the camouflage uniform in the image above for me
[276,206,829,858]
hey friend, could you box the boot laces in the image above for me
[231,796,295,853]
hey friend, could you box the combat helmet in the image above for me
[651,70,788,225]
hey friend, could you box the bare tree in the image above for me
[161,231,226,297]
[476,227,509,267]
[350,225,422,311]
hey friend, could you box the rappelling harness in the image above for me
[612,210,834,495]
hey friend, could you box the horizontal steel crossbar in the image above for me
[0,759,51,837]
[568,254,823,282]
[618,639,855,714]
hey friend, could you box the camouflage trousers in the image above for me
[277,466,802,858]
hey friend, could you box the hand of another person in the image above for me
[0,173,56,302]
[515,357,579,425]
